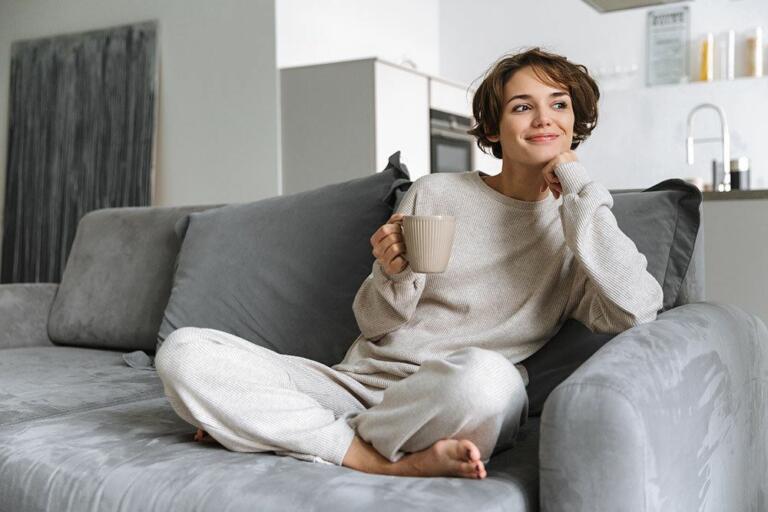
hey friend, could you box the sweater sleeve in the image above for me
[352,180,428,341]
[556,161,664,334]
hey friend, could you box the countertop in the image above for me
[702,189,768,201]
[611,188,768,201]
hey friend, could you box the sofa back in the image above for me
[46,176,702,356]
[47,205,220,352]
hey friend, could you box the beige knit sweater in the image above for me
[331,162,664,389]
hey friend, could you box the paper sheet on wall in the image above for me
[647,6,690,86]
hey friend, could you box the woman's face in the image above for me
[489,66,575,167]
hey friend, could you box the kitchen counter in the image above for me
[702,197,768,327]
[611,188,768,201]
[702,189,768,201]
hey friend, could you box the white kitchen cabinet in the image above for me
[429,78,472,117]
[280,58,500,195]
[702,195,768,326]
[280,58,429,195]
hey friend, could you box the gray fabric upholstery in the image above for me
[0,347,163,427]
[539,302,768,511]
[48,205,219,352]
[675,218,706,305]
[610,178,702,311]
[157,155,411,366]
[0,284,58,349]
[0,396,540,512]
[523,319,615,417]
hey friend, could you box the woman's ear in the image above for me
[487,134,500,143]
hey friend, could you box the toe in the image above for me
[458,461,475,475]
[458,439,481,462]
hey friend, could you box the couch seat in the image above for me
[0,395,540,511]
[0,347,163,427]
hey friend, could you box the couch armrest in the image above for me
[0,283,58,349]
[539,302,768,512]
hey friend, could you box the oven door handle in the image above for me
[430,128,475,143]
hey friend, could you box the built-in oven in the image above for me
[430,109,474,173]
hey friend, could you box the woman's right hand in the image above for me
[370,213,409,276]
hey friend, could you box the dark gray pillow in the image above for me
[524,178,702,416]
[610,178,702,311]
[157,153,411,365]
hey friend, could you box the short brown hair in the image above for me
[468,48,600,159]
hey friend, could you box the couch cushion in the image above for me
[0,283,58,349]
[0,396,539,511]
[610,178,702,311]
[524,319,615,417]
[0,346,163,427]
[157,153,411,366]
[48,205,219,352]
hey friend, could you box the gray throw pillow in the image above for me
[524,178,702,416]
[157,153,411,365]
[48,205,217,352]
[610,178,702,311]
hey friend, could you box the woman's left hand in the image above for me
[542,151,579,199]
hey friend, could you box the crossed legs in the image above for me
[156,328,528,479]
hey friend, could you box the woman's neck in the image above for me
[483,161,551,202]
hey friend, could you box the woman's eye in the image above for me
[512,104,530,112]
[554,102,569,110]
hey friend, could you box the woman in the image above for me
[155,48,663,480]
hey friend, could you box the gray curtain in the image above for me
[2,21,158,283]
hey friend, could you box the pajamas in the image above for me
[155,327,529,466]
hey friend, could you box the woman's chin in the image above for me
[521,147,559,162]
[527,154,558,167]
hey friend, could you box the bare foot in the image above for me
[399,439,487,479]
[342,435,486,479]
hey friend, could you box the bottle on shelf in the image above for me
[700,33,714,81]
[746,27,764,77]
[716,30,736,80]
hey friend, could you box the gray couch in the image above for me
[1,158,767,511]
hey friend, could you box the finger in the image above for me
[390,255,408,272]
[382,232,404,245]
[384,242,406,261]
[375,233,404,257]
[542,160,556,180]
[370,222,403,246]
[373,232,403,252]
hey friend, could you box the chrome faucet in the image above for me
[686,103,731,191]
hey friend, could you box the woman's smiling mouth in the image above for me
[526,133,560,144]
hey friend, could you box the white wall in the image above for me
[577,76,768,190]
[276,0,440,74]
[0,0,279,216]
[439,0,768,189]
[439,0,768,91]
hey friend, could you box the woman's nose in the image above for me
[532,114,552,127]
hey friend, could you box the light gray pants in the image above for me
[155,327,529,466]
